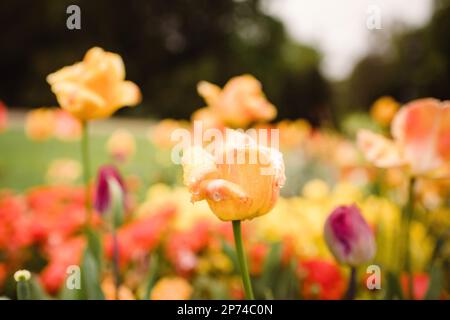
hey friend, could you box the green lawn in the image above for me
[0,127,181,197]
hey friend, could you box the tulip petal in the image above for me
[181,146,219,194]
[51,82,106,120]
[114,81,142,107]
[391,98,447,174]
[357,129,406,168]
[197,81,221,106]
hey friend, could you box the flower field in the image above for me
[0,46,449,301]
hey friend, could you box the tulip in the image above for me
[324,205,376,266]
[358,98,449,299]
[94,165,125,216]
[324,204,376,300]
[197,74,277,128]
[370,96,400,127]
[182,129,285,299]
[106,128,136,163]
[14,269,31,300]
[47,47,141,121]
[358,98,450,178]
[181,129,285,221]
[25,108,56,141]
[94,164,126,299]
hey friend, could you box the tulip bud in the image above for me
[94,165,125,217]
[324,205,376,266]
[14,269,31,300]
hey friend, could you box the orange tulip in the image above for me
[25,108,56,141]
[47,47,141,121]
[181,129,285,221]
[370,96,400,127]
[197,75,276,128]
[106,128,136,162]
[358,98,450,178]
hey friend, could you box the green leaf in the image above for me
[143,253,159,300]
[385,271,403,300]
[424,264,443,300]
[81,249,105,300]
[29,276,51,300]
[221,240,239,273]
[85,227,103,271]
[261,242,282,289]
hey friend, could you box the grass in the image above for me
[0,126,181,198]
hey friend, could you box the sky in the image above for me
[262,0,434,80]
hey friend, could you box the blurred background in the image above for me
[1,0,449,126]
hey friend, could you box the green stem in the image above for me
[17,280,31,300]
[112,230,121,300]
[403,177,415,299]
[81,121,92,225]
[232,220,254,300]
[344,267,357,300]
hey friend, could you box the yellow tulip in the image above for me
[47,47,141,121]
[181,129,285,221]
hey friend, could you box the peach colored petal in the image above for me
[181,146,219,193]
[197,81,221,106]
[392,98,445,174]
[357,129,406,168]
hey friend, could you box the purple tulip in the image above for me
[94,165,125,215]
[324,205,376,266]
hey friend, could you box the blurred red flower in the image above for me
[40,237,85,294]
[104,207,175,267]
[298,259,346,300]
[401,273,430,300]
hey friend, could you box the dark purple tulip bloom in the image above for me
[324,205,376,266]
[94,165,125,215]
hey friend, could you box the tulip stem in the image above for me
[81,121,92,225]
[403,177,415,299]
[232,220,254,300]
[112,230,121,300]
[345,267,357,300]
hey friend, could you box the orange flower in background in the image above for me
[25,108,56,141]
[150,277,193,300]
[0,100,8,132]
[358,98,450,178]
[277,119,312,149]
[298,259,345,300]
[191,107,225,131]
[53,109,82,141]
[46,158,82,185]
[47,47,141,121]
[107,128,136,163]
[102,276,135,300]
[148,119,190,149]
[198,75,276,128]
[370,96,400,127]
[182,129,285,221]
